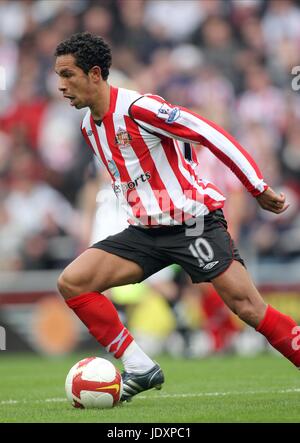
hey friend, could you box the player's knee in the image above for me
[57,270,85,300]
[57,268,109,300]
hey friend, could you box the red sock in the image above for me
[66,292,133,358]
[256,305,300,367]
[201,287,239,351]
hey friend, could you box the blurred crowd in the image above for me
[1,0,300,273]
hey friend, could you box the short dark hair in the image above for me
[54,32,112,80]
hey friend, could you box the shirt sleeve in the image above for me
[129,94,268,197]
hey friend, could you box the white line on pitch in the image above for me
[0,388,300,406]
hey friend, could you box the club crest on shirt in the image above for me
[157,103,181,124]
[115,127,132,148]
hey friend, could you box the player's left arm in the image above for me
[129,95,288,214]
[255,187,289,214]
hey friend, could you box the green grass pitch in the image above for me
[0,352,299,423]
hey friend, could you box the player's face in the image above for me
[55,55,94,109]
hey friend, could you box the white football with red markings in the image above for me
[65,357,123,409]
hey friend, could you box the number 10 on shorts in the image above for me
[188,238,215,268]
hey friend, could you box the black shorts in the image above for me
[91,210,245,284]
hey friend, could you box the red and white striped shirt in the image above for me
[81,86,268,226]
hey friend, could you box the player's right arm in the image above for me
[81,124,97,156]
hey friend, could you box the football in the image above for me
[65,357,123,409]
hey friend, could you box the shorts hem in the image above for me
[190,258,244,284]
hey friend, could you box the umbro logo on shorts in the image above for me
[203,261,219,271]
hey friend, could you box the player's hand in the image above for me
[256,187,289,214]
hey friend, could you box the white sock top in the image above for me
[121,341,155,374]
